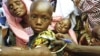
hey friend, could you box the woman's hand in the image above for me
[55,33,70,40]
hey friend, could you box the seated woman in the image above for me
[3,0,32,47]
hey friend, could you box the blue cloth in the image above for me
[63,39,72,43]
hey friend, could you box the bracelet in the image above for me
[63,39,72,43]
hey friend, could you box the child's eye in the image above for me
[64,26,69,29]
[15,1,21,5]
[43,17,49,20]
[41,16,49,21]
[31,15,37,19]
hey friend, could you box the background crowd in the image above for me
[0,0,100,56]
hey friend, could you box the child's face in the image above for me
[29,2,52,33]
[7,0,27,17]
[55,19,71,34]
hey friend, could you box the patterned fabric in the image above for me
[78,0,100,28]
[32,30,55,48]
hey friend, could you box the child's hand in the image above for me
[55,33,71,40]
[55,33,65,40]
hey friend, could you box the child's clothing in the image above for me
[28,30,55,48]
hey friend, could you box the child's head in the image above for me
[92,26,100,39]
[55,18,71,34]
[7,0,27,17]
[29,0,53,33]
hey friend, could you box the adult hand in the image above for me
[55,33,70,40]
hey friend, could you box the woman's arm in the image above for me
[66,44,100,55]
[1,46,52,56]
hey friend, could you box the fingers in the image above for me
[55,33,64,40]
[52,40,65,45]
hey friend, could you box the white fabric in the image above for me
[52,0,75,18]
[53,0,79,29]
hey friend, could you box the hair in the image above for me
[30,0,53,16]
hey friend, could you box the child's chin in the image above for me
[34,29,43,33]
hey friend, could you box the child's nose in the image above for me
[60,24,64,28]
[36,18,42,25]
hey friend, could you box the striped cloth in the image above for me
[78,0,100,29]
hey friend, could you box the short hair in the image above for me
[30,0,53,16]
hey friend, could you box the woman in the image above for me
[3,0,32,48]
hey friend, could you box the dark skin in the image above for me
[1,46,52,56]
[52,19,76,56]
[7,0,29,28]
[1,0,53,56]
[29,0,53,33]
[54,19,76,47]
[55,19,71,34]
[65,43,100,56]
[54,19,76,45]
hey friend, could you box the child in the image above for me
[53,19,77,56]
[54,19,77,44]
[3,0,32,47]
[54,19,77,43]
[28,0,53,48]
[1,1,53,56]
